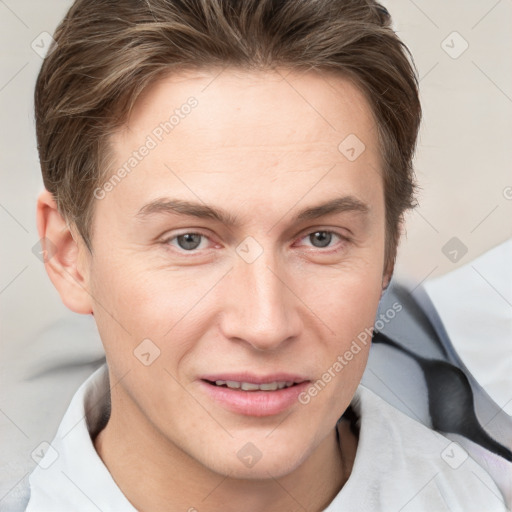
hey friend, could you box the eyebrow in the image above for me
[135,195,370,227]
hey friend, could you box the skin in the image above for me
[37,68,394,512]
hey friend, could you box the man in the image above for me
[26,0,506,510]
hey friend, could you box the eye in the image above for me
[162,229,348,255]
[298,230,346,250]
[165,232,210,251]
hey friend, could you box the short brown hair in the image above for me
[35,0,421,269]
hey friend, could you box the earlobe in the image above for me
[36,189,93,315]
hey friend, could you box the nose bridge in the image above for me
[220,241,301,350]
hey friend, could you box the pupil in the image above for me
[310,231,331,248]
[178,233,201,250]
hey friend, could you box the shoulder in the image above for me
[329,386,507,512]
[25,365,135,512]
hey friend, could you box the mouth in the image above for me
[204,379,298,391]
[198,374,310,417]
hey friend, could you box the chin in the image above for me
[225,457,304,481]
[198,437,313,481]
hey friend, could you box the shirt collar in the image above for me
[26,364,137,511]
[25,363,432,511]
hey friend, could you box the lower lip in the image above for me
[199,380,310,417]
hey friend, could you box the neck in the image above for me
[94,396,357,512]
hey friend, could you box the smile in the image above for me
[211,380,296,391]
[199,375,310,417]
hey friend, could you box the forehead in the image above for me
[101,68,382,226]
[112,67,378,161]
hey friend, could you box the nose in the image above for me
[219,247,303,351]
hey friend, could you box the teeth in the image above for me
[259,382,278,391]
[241,382,260,391]
[213,380,295,391]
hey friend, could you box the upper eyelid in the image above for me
[162,229,212,243]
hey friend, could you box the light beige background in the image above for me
[0,0,511,506]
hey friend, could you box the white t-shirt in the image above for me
[25,364,507,512]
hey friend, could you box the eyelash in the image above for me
[161,229,350,255]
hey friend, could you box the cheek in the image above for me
[302,273,380,426]
[306,256,383,385]
[298,251,384,333]
[88,254,220,370]
[337,271,383,333]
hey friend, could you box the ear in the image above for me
[381,219,404,294]
[36,189,93,314]
[382,256,395,294]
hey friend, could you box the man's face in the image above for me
[85,68,387,478]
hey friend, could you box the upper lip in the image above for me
[200,373,310,384]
